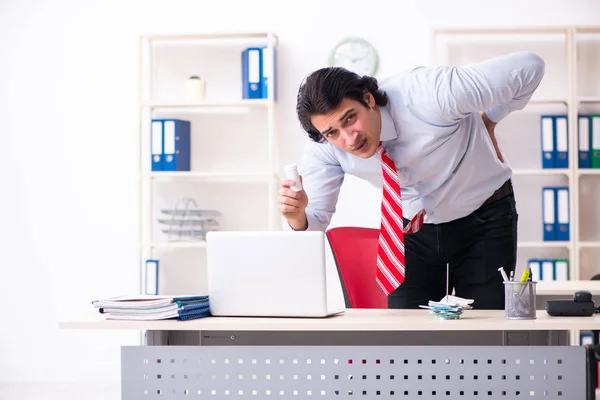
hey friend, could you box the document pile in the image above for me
[92,295,210,321]
[419,295,474,320]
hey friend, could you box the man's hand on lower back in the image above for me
[480,111,504,163]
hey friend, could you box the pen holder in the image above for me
[504,281,536,320]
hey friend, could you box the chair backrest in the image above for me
[326,227,387,308]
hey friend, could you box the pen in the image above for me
[498,267,509,282]
[509,270,514,281]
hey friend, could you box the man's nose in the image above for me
[343,129,359,146]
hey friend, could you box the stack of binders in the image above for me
[92,295,210,321]
[527,258,569,281]
[541,187,569,241]
[578,114,600,168]
[241,46,276,100]
[151,119,191,172]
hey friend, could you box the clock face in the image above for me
[329,37,378,76]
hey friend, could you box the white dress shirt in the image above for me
[295,52,545,231]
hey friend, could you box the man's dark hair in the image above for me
[296,67,389,143]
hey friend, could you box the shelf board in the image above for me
[512,168,569,176]
[536,280,600,295]
[144,100,271,111]
[517,241,570,248]
[433,27,569,35]
[528,97,568,105]
[146,172,278,183]
[577,169,600,176]
[578,96,600,104]
[578,241,600,249]
[145,32,276,43]
[147,242,207,248]
[575,27,600,34]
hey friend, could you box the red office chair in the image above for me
[326,227,387,308]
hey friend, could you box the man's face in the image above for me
[310,94,382,158]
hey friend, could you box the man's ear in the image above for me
[364,92,374,108]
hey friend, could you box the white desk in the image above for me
[61,309,600,399]
[60,308,600,332]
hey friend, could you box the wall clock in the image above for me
[328,37,379,76]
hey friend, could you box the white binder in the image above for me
[554,260,569,281]
[542,187,555,241]
[555,116,568,168]
[541,259,555,281]
[541,116,554,168]
[528,259,542,282]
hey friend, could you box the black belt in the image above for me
[481,179,513,208]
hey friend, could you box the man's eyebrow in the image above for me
[338,108,355,123]
[321,108,355,135]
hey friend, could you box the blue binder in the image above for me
[540,115,555,168]
[542,187,556,241]
[158,119,191,171]
[145,259,159,295]
[579,115,591,168]
[242,47,263,99]
[527,259,542,281]
[554,115,568,168]
[555,186,570,241]
[541,259,555,281]
[261,46,277,100]
[151,120,163,171]
[581,332,594,346]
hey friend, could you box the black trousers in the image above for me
[388,187,518,310]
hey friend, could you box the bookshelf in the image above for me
[137,32,280,296]
[432,27,600,282]
[432,27,600,346]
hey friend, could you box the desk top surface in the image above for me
[60,309,600,331]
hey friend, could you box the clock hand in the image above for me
[351,55,367,63]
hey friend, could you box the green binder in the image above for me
[591,114,600,168]
[553,259,569,281]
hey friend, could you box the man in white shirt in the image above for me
[279,52,545,309]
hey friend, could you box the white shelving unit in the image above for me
[137,32,280,295]
[433,27,600,346]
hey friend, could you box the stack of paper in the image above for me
[92,295,210,321]
[419,295,474,320]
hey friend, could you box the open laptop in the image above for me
[206,231,346,317]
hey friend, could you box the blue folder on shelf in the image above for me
[151,120,163,171]
[242,47,263,99]
[151,119,191,172]
[555,186,570,241]
[261,46,277,100]
[145,259,159,295]
[542,187,556,241]
[554,115,568,168]
[541,115,555,168]
[528,259,542,281]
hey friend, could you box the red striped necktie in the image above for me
[376,142,426,295]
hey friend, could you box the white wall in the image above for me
[1,0,599,398]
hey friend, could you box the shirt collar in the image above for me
[379,105,397,142]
